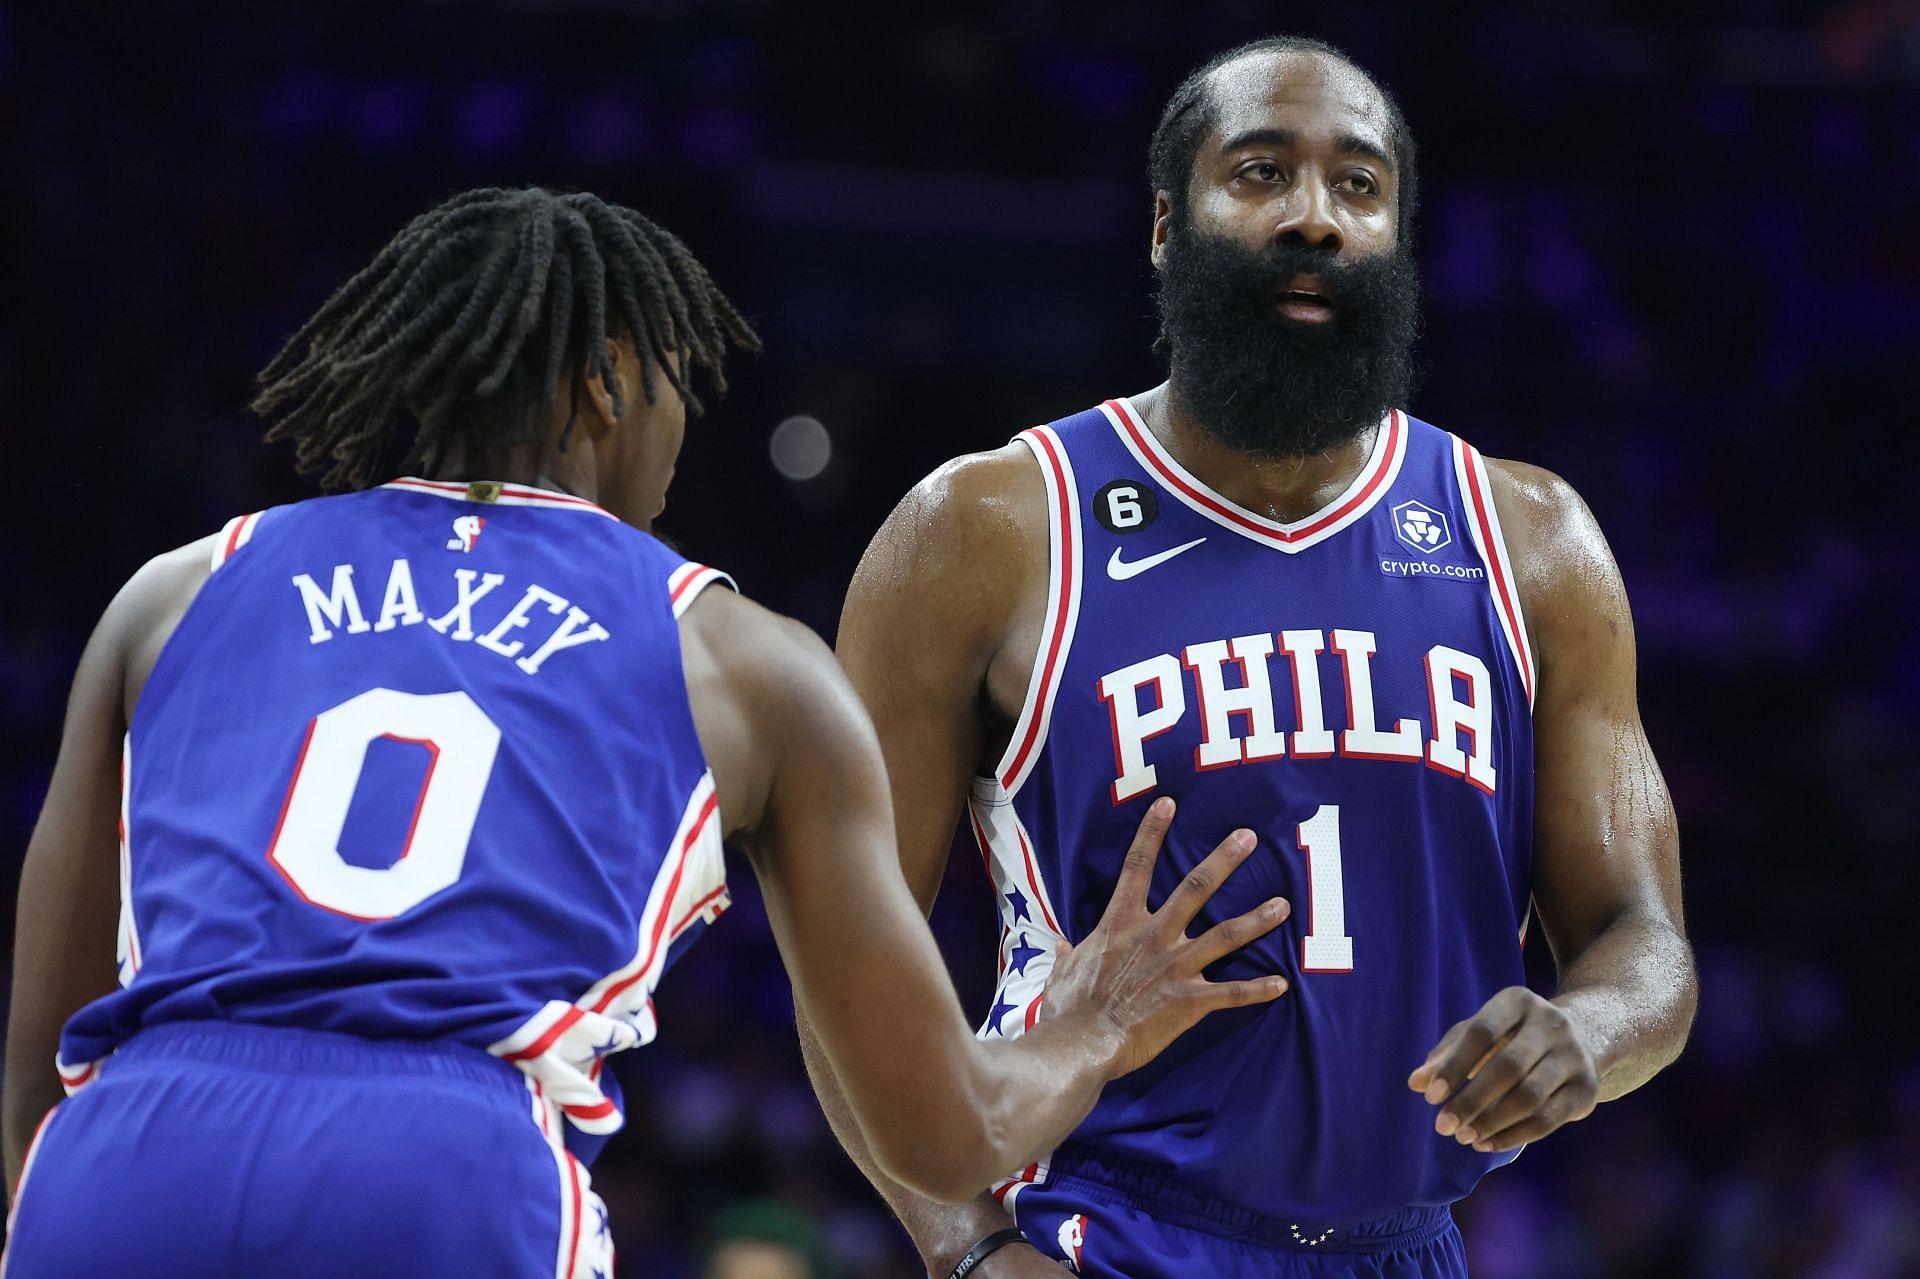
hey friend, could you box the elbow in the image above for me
[1629,921,1701,1083]
[869,1106,1004,1204]
[876,1155,987,1205]
[1669,940,1701,1056]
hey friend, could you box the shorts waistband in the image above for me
[108,1022,525,1098]
[1047,1145,1453,1253]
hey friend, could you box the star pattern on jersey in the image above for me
[1006,887,1031,924]
[987,993,1018,1036]
[591,1030,623,1058]
[595,1203,610,1239]
[1009,933,1043,976]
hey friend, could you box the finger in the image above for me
[1197,974,1290,1012]
[1155,828,1258,935]
[1187,897,1291,969]
[1435,1028,1552,1141]
[1447,1051,1567,1146]
[1468,1080,1596,1152]
[1408,1022,1470,1094]
[1411,988,1530,1104]
[1106,796,1176,919]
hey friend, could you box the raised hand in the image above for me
[1041,797,1291,1080]
[1407,986,1601,1153]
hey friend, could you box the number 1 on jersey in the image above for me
[1296,804,1354,972]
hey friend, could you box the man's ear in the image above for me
[1150,193,1173,272]
[577,340,626,441]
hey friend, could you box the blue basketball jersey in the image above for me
[974,400,1536,1226]
[58,478,735,1154]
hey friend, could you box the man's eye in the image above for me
[1339,173,1379,195]
[1243,162,1282,183]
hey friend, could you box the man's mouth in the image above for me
[1275,276,1335,323]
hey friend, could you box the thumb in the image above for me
[1033,939,1071,1026]
[1044,933,1075,979]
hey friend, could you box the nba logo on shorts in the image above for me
[1391,499,1452,555]
[1056,1213,1088,1271]
[446,515,486,552]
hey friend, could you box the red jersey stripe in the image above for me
[1107,399,1401,548]
[1461,450,1535,704]
[1000,428,1077,789]
[503,1005,585,1064]
[589,791,720,1013]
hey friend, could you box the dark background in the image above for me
[3,2,1918,1275]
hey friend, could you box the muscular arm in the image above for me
[796,447,1068,1275]
[6,539,214,1194]
[1409,462,1697,1150]
[4,614,125,1194]
[685,581,1278,1206]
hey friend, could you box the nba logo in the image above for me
[1056,1214,1087,1271]
[446,516,486,552]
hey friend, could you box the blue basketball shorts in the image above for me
[4,1021,615,1278]
[1007,1171,1467,1279]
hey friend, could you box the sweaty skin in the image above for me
[799,46,1694,1278]
[4,341,1294,1202]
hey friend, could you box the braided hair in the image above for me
[254,187,761,492]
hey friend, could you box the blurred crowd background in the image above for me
[3,1,1917,1275]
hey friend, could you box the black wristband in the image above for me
[946,1228,1028,1279]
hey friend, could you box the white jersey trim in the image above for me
[210,511,263,570]
[380,476,619,520]
[488,772,729,1136]
[522,1077,612,1279]
[1450,438,1537,707]
[988,425,1084,798]
[1103,398,1407,554]
[967,782,1067,1203]
[116,735,141,986]
[667,562,738,619]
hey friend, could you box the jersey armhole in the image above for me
[985,426,1084,797]
[1449,437,1537,707]
[667,562,737,619]
[209,511,266,571]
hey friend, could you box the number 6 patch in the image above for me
[1092,480,1157,534]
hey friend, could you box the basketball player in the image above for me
[799,37,1697,1278]
[1,188,1294,1277]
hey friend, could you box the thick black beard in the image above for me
[1155,220,1421,458]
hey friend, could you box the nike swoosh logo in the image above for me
[1106,537,1207,581]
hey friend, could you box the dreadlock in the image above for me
[253,187,762,492]
[1148,36,1419,250]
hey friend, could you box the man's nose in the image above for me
[1273,177,1342,254]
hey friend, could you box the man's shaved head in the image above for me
[1149,36,1420,248]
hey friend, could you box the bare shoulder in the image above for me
[842,441,1049,658]
[127,534,223,604]
[681,584,844,694]
[113,533,226,715]
[1482,459,1622,585]
[1479,458,1632,672]
[867,441,1048,580]
[678,584,876,838]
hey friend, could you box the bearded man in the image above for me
[801,36,1697,1279]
